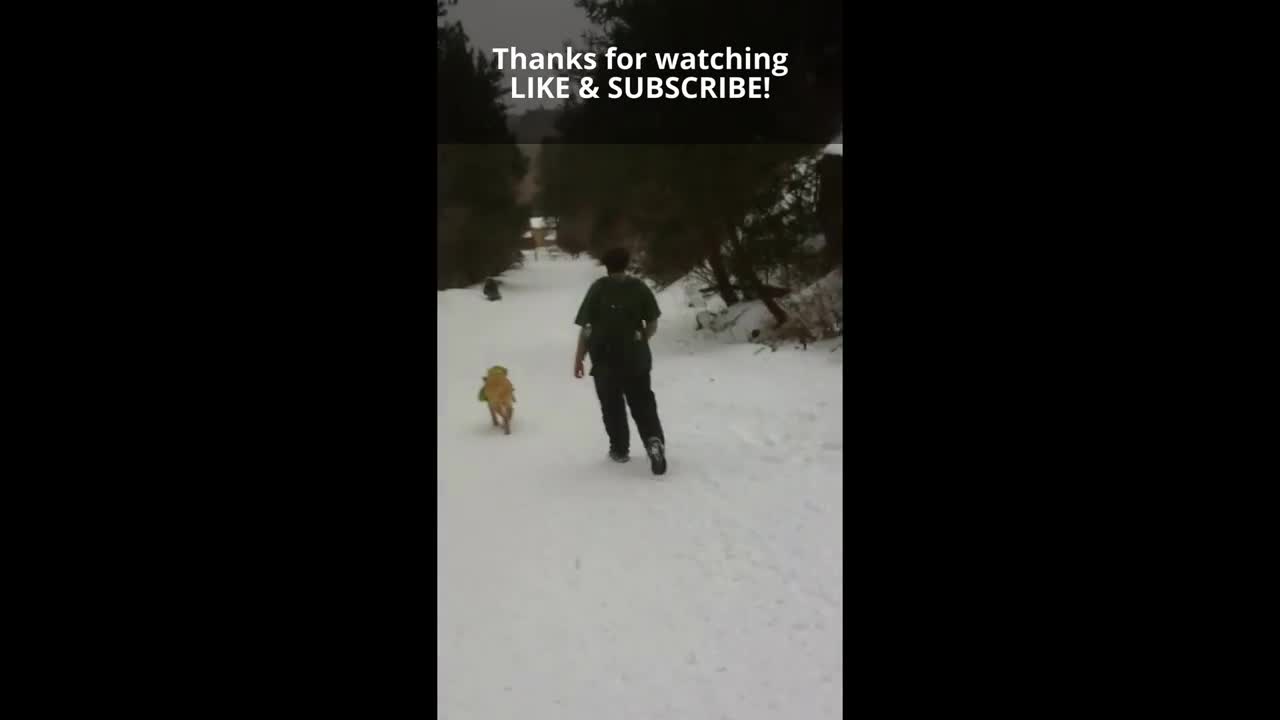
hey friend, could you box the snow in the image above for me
[690,269,843,345]
[697,300,777,342]
[801,233,828,253]
[438,252,843,719]
[823,133,842,156]
[788,269,843,308]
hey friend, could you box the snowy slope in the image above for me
[438,253,843,719]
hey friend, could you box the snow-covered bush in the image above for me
[775,269,843,341]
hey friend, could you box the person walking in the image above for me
[573,247,667,474]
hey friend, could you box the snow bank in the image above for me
[778,269,843,339]
[661,268,844,347]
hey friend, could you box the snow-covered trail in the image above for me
[438,253,843,720]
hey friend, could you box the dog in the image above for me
[479,366,515,435]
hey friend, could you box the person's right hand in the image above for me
[574,359,585,378]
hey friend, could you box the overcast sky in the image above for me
[447,0,593,115]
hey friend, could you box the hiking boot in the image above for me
[645,437,667,475]
[609,449,630,463]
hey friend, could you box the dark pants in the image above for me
[593,373,665,453]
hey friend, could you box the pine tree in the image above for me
[538,0,841,320]
[436,3,529,289]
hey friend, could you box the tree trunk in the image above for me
[729,245,758,300]
[706,240,739,306]
[756,279,789,326]
[726,221,788,326]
